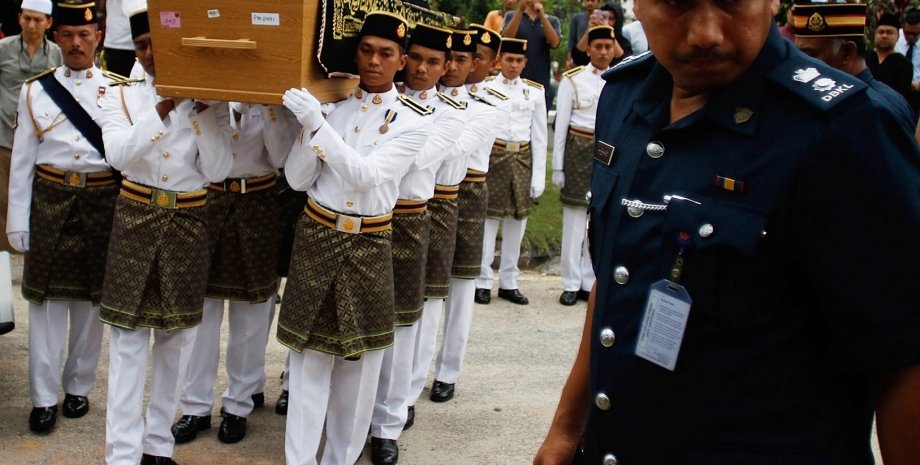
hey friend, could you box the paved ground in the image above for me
[0,260,585,465]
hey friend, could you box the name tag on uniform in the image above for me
[635,280,692,371]
[594,140,615,165]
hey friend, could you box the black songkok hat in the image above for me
[792,3,866,38]
[470,23,501,53]
[360,11,409,49]
[409,23,453,53]
[54,2,98,26]
[129,8,149,39]
[499,37,527,55]
[878,12,901,30]
[451,29,477,53]
[587,25,616,43]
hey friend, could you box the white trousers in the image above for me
[408,298,444,407]
[434,279,476,384]
[475,217,527,290]
[285,349,384,465]
[371,323,419,439]
[179,297,273,417]
[105,326,189,465]
[560,206,596,292]
[28,300,103,407]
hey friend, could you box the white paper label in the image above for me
[251,12,280,26]
[635,280,692,371]
[207,9,220,18]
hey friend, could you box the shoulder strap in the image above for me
[37,73,105,156]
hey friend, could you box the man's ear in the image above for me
[397,54,408,71]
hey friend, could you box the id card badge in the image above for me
[635,279,692,371]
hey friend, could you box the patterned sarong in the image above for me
[424,197,460,298]
[560,132,594,208]
[392,211,429,325]
[486,147,533,219]
[450,180,488,279]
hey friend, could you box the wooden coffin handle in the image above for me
[181,37,257,49]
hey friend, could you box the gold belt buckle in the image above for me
[335,214,362,234]
[65,171,87,187]
[152,188,178,208]
[506,142,521,152]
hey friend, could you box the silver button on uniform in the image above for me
[586,191,592,202]
[646,141,665,158]
[614,266,629,285]
[627,206,643,218]
[603,453,619,465]
[699,223,714,238]
[595,393,611,410]
[600,329,615,347]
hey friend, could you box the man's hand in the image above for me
[534,1,544,16]
[533,429,581,465]
[283,87,324,132]
[552,170,565,189]
[7,231,29,253]
[155,98,176,120]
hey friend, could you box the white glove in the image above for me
[552,170,565,189]
[531,185,544,199]
[7,231,29,253]
[283,87,324,132]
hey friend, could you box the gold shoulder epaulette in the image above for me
[25,67,56,83]
[397,94,434,116]
[563,66,585,78]
[485,75,496,82]
[437,92,467,110]
[522,78,544,90]
[108,77,145,86]
[469,92,496,107]
[101,69,129,81]
[484,87,508,100]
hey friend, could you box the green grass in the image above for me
[521,155,563,259]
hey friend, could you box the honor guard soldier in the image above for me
[0,0,61,252]
[552,25,617,306]
[98,7,233,465]
[792,2,917,129]
[409,24,502,412]
[370,23,465,465]
[7,1,115,434]
[172,102,294,444]
[533,0,920,464]
[278,12,432,465]
[475,37,547,306]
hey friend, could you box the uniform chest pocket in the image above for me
[587,164,619,216]
[662,196,767,257]
[576,95,596,110]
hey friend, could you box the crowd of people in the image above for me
[3,0,920,465]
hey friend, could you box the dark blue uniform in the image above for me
[585,27,920,465]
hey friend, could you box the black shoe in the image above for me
[577,289,591,301]
[274,390,288,415]
[559,291,578,306]
[497,288,529,305]
[28,405,57,434]
[371,437,399,465]
[251,392,265,408]
[62,394,89,418]
[402,405,415,431]
[217,413,247,444]
[474,288,491,304]
[140,454,179,465]
[429,380,455,403]
[171,415,211,444]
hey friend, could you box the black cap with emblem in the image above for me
[409,23,453,53]
[129,8,149,39]
[499,37,527,55]
[451,29,477,54]
[470,23,501,54]
[360,11,409,50]
[792,3,866,38]
[587,25,616,44]
[54,1,98,26]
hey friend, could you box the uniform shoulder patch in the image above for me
[469,92,497,107]
[108,77,145,86]
[562,66,585,78]
[767,55,867,112]
[25,67,56,83]
[101,69,129,81]
[437,92,467,110]
[522,78,544,90]
[484,86,509,100]
[397,94,434,115]
[602,51,654,82]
